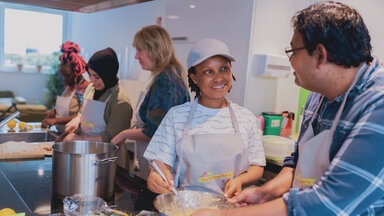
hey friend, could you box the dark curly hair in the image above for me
[188,57,236,99]
[292,1,373,67]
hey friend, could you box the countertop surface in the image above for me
[0,157,158,215]
[0,123,283,215]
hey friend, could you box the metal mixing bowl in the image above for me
[153,190,235,216]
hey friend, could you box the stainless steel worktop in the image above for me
[0,157,158,215]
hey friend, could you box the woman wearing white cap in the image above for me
[144,38,265,197]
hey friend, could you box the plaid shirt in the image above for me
[283,58,384,215]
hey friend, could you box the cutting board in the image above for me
[0,142,54,160]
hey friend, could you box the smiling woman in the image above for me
[189,56,233,108]
[144,38,266,198]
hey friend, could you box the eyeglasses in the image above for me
[285,46,306,58]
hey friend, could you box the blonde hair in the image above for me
[133,25,188,88]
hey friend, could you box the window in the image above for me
[0,3,69,73]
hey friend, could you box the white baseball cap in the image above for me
[187,38,236,70]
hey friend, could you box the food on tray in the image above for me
[7,120,16,129]
[0,208,16,216]
[18,121,26,130]
[18,121,33,131]
[43,147,52,151]
[91,209,129,216]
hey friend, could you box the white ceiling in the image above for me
[0,0,153,13]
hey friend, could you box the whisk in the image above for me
[149,160,178,195]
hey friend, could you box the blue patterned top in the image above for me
[283,59,384,215]
[139,66,190,138]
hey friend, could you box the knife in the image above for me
[54,131,68,143]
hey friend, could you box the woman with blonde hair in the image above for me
[111,25,190,179]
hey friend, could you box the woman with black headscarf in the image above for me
[63,47,133,142]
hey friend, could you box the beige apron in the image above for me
[80,86,117,136]
[292,62,369,188]
[55,87,76,133]
[175,99,249,195]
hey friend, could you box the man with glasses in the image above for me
[193,1,384,215]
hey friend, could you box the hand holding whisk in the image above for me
[148,159,179,195]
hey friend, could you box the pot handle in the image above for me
[93,157,118,166]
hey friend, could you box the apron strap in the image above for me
[182,99,198,134]
[227,101,241,133]
[308,96,325,125]
[69,87,77,98]
[328,60,373,137]
[104,85,119,103]
[61,86,77,98]
[300,60,372,150]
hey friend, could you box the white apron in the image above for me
[132,87,150,179]
[292,62,370,188]
[175,99,250,195]
[80,86,117,136]
[55,87,76,133]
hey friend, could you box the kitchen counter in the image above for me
[0,157,282,215]
[0,157,158,215]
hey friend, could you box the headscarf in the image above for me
[86,47,119,100]
[60,41,87,76]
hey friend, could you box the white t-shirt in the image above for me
[144,99,266,170]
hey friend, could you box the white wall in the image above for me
[164,0,254,105]
[70,0,169,82]
[338,0,384,59]
[0,71,48,104]
[244,0,311,116]
[70,0,255,106]
[67,0,384,115]
[245,0,384,117]
[1,0,384,110]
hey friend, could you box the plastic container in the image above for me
[280,111,295,137]
[262,112,282,136]
[262,135,295,165]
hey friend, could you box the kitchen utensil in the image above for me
[149,159,178,195]
[154,190,235,216]
[52,141,118,201]
[54,131,68,143]
[262,135,295,165]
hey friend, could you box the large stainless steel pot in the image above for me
[52,141,118,201]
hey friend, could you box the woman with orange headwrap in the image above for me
[41,41,90,133]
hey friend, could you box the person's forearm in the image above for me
[46,109,56,118]
[54,114,78,125]
[260,167,294,200]
[235,165,264,187]
[123,128,151,142]
[220,198,288,216]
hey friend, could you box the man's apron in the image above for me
[175,99,250,194]
[292,62,371,188]
[55,87,76,133]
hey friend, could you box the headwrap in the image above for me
[86,47,119,100]
[60,41,87,76]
